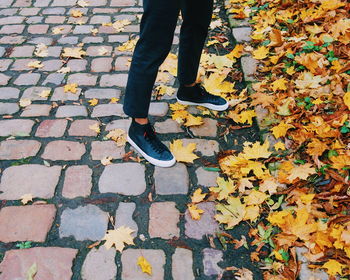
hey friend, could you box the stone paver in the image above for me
[68,119,100,136]
[90,140,125,160]
[0,204,56,242]
[115,202,138,237]
[41,140,86,160]
[149,202,180,239]
[0,164,61,200]
[202,248,223,276]
[0,247,78,280]
[190,118,218,137]
[0,119,34,136]
[185,202,220,240]
[0,139,41,160]
[154,163,189,195]
[121,249,165,280]
[35,119,67,137]
[81,246,117,280]
[59,204,109,241]
[196,167,218,187]
[99,163,146,195]
[62,165,92,198]
[0,102,19,115]
[172,248,195,280]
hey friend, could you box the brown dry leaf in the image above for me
[102,226,135,252]
[169,139,199,163]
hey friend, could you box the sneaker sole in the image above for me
[127,135,176,168]
[176,97,229,111]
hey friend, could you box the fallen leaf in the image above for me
[20,193,33,205]
[137,256,152,275]
[170,139,199,163]
[191,188,206,203]
[64,83,78,93]
[102,226,135,252]
[187,203,204,220]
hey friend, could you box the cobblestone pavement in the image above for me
[0,0,261,279]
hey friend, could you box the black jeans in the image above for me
[123,0,214,118]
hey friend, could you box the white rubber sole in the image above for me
[127,135,176,168]
[176,97,229,111]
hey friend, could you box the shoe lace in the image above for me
[143,124,165,153]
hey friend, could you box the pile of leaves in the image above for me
[212,0,350,278]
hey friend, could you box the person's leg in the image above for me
[176,0,229,111]
[177,0,214,86]
[123,0,180,167]
[123,0,180,120]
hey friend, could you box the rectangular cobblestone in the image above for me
[56,105,88,117]
[0,140,41,160]
[0,119,34,137]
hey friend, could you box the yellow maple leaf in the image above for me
[52,27,64,34]
[322,259,345,276]
[171,110,189,123]
[344,91,350,110]
[209,177,236,200]
[271,121,294,138]
[117,38,138,52]
[306,139,328,156]
[227,44,244,59]
[20,193,33,205]
[187,203,204,220]
[238,110,256,125]
[169,139,199,163]
[274,142,286,151]
[27,60,43,68]
[169,102,187,111]
[244,190,268,205]
[109,97,119,103]
[38,90,51,98]
[287,163,315,181]
[191,188,206,203]
[268,210,290,226]
[19,98,31,107]
[137,256,152,275]
[215,197,246,229]
[88,98,98,106]
[106,129,126,146]
[64,83,78,93]
[184,114,203,127]
[271,78,288,91]
[252,46,269,59]
[102,226,135,252]
[62,47,86,59]
[242,140,272,159]
[243,205,260,222]
[71,9,83,17]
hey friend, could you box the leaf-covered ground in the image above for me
[208,0,350,278]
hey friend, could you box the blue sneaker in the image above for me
[127,119,176,167]
[176,83,229,111]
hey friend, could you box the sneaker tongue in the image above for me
[144,123,155,136]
